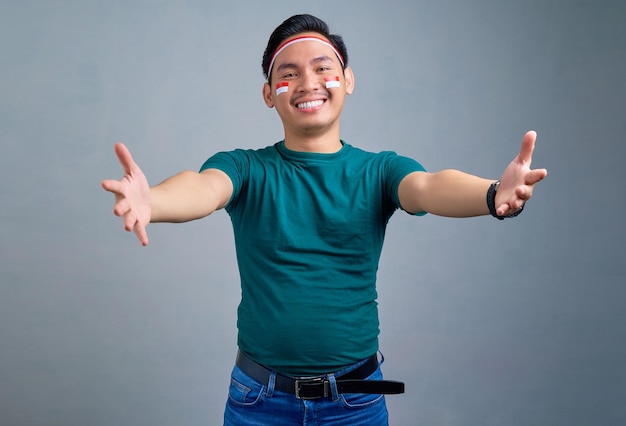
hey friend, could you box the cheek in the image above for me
[272,98,292,117]
[274,82,289,97]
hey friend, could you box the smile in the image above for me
[296,100,325,109]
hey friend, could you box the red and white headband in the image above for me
[268,35,345,77]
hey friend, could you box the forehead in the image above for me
[272,32,340,65]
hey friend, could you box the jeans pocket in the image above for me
[227,366,265,407]
[340,391,385,409]
[339,362,386,409]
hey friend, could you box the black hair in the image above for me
[261,14,348,82]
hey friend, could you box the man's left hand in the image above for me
[495,131,548,217]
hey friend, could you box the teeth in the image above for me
[296,100,324,109]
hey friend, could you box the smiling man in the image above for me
[102,14,547,426]
[261,30,354,153]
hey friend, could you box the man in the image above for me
[102,13,547,426]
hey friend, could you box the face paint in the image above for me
[275,82,289,95]
[325,76,341,89]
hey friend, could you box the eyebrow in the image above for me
[275,55,337,73]
[310,55,335,64]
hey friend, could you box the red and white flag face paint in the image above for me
[325,76,341,89]
[275,82,289,95]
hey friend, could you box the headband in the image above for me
[268,35,345,78]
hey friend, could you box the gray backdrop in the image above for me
[1,1,625,425]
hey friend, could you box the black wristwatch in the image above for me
[487,181,524,220]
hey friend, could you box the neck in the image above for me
[282,125,342,153]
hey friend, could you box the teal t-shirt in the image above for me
[200,141,425,375]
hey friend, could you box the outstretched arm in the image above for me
[101,143,233,246]
[398,131,547,217]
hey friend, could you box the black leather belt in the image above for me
[236,351,405,400]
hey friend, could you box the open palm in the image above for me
[495,131,548,216]
[101,143,151,246]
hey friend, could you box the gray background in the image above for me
[1,0,625,425]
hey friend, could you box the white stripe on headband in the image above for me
[268,35,345,77]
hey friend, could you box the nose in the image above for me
[296,69,323,92]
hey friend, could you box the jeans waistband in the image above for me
[235,351,404,399]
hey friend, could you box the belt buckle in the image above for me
[294,377,329,400]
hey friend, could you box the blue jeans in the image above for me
[223,355,389,425]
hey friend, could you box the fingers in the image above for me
[121,207,148,244]
[113,198,131,217]
[495,203,511,217]
[113,143,137,176]
[101,178,123,194]
[518,130,537,164]
[525,168,548,185]
[109,198,149,246]
[497,183,534,216]
[134,224,149,246]
[496,200,524,216]
[494,131,546,217]
[510,198,525,210]
[515,186,530,201]
[503,180,541,213]
[122,211,149,246]
[103,143,149,246]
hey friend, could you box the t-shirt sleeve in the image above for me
[199,150,248,209]
[385,153,427,216]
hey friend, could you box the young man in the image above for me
[102,14,547,426]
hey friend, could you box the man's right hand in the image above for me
[101,143,151,246]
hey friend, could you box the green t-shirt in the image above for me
[200,141,425,375]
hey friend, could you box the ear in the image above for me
[343,67,355,95]
[262,82,274,108]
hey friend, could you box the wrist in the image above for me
[487,181,524,220]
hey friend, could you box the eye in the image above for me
[281,72,298,79]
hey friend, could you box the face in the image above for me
[262,32,355,139]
